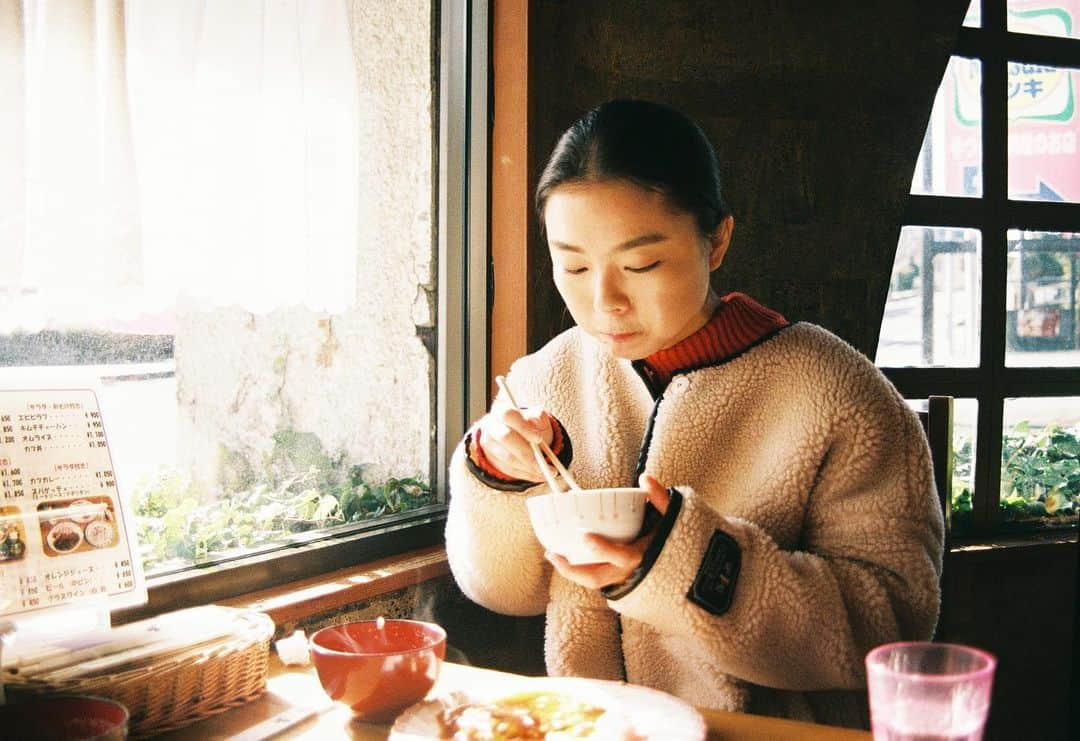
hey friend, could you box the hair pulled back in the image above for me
[535,99,729,238]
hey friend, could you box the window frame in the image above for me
[114,0,489,621]
[883,0,1080,537]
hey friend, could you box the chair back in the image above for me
[915,395,954,640]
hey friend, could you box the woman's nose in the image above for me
[593,268,629,313]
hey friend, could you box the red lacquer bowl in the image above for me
[308,618,447,721]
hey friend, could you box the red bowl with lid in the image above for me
[309,618,446,721]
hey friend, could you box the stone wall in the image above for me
[175,0,435,491]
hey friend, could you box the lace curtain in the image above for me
[0,0,359,333]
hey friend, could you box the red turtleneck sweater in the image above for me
[639,292,788,387]
[471,292,788,481]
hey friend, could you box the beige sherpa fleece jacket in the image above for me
[446,322,943,729]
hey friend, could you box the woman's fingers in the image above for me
[546,551,628,590]
[483,422,535,472]
[492,405,554,478]
[481,434,539,481]
[500,405,552,445]
[544,479,673,591]
[638,473,670,516]
[480,443,531,481]
[544,534,645,589]
[475,405,554,483]
[582,533,641,570]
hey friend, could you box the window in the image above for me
[877,0,1080,536]
[0,0,488,603]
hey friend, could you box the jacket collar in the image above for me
[632,293,789,396]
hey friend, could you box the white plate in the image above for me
[84,519,116,548]
[389,675,706,740]
[46,521,83,553]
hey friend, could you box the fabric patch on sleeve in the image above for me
[687,529,741,616]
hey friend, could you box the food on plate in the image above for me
[391,677,704,741]
[84,519,116,548]
[440,691,598,739]
[431,690,644,740]
[46,521,83,553]
[1,525,26,560]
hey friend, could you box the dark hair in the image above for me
[535,99,729,237]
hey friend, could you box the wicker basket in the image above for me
[4,608,274,738]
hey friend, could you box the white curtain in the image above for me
[0,0,359,333]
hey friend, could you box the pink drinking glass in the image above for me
[865,641,996,741]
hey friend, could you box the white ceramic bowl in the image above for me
[525,487,648,565]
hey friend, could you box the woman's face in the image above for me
[544,179,732,360]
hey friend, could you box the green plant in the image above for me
[132,428,435,572]
[949,421,1080,532]
[949,436,974,533]
[1000,421,1079,526]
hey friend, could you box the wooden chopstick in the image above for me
[494,376,582,491]
[528,445,565,494]
[536,440,580,491]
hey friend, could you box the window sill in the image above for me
[215,544,449,626]
[114,512,447,625]
[950,529,1076,556]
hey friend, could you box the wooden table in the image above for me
[159,658,871,740]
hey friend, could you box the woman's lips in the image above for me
[601,331,639,343]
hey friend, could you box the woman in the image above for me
[446,99,943,728]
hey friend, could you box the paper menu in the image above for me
[0,388,145,618]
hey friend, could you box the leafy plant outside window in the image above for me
[132,428,435,573]
[951,421,1080,533]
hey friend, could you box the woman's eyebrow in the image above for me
[551,233,668,253]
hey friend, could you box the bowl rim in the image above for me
[308,618,447,658]
[527,486,648,501]
[0,693,130,729]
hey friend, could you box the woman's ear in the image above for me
[707,215,734,271]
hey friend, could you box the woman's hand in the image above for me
[545,474,671,590]
[472,399,556,483]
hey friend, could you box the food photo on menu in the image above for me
[0,507,28,562]
[37,497,119,557]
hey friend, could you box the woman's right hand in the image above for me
[472,400,555,483]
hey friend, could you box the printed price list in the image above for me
[0,389,140,617]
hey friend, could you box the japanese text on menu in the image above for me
[0,389,137,617]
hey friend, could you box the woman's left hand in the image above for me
[545,474,670,590]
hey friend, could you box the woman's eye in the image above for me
[626,261,660,273]
[562,266,588,275]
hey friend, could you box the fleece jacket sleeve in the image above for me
[445,439,552,617]
[544,573,624,681]
[607,398,943,692]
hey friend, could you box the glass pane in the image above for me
[911,57,983,198]
[876,227,982,367]
[1008,62,1080,203]
[951,398,979,536]
[0,2,440,576]
[1006,231,1080,364]
[909,397,979,536]
[964,0,981,28]
[1000,397,1080,531]
[1007,0,1080,39]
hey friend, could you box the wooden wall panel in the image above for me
[522,0,970,355]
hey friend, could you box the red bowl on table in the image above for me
[308,618,447,722]
[0,694,129,740]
